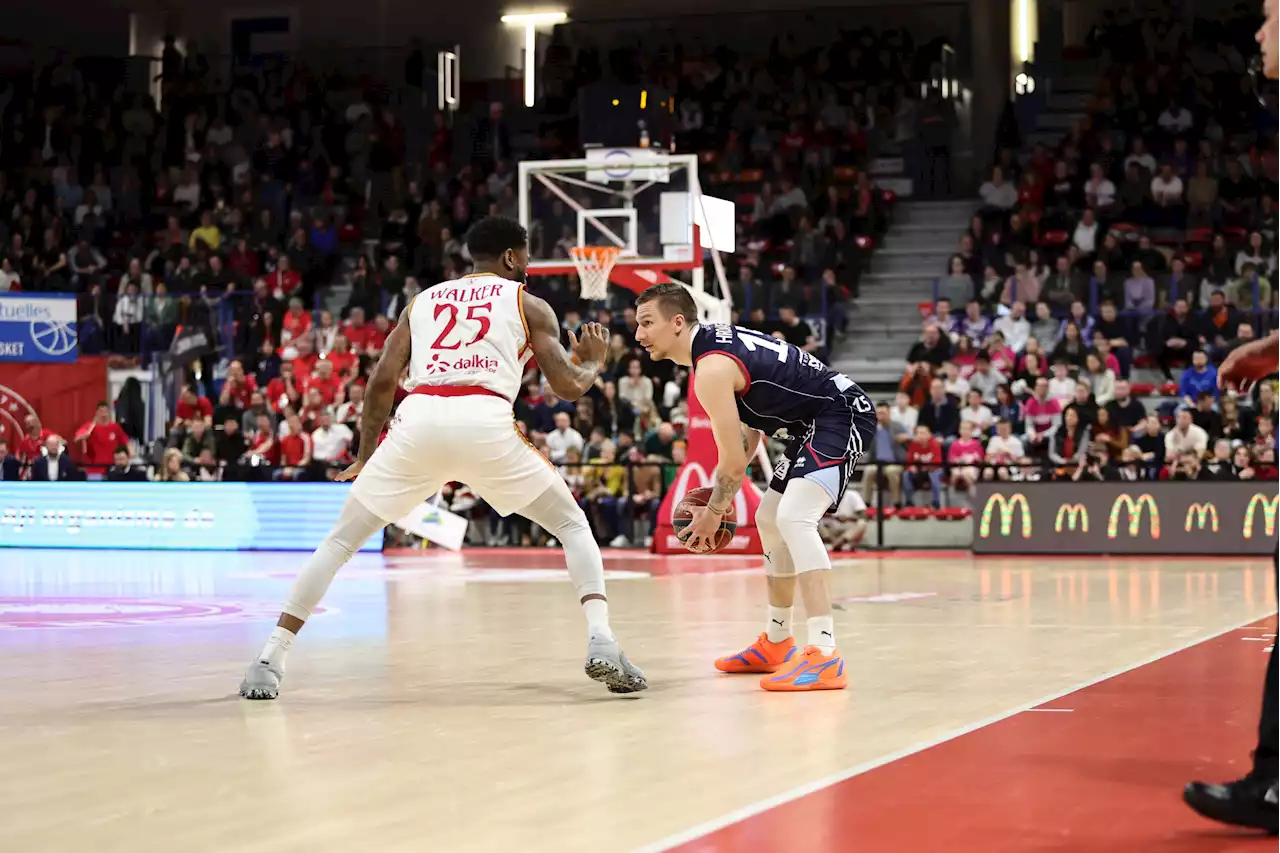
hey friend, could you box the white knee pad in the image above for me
[756,488,796,578]
[774,478,834,573]
[519,481,606,599]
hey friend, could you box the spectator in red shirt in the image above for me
[904,424,944,508]
[74,402,130,472]
[16,414,54,462]
[264,255,302,300]
[364,314,392,360]
[219,360,258,411]
[227,236,261,280]
[246,412,279,469]
[281,297,313,345]
[265,361,305,414]
[276,413,312,480]
[324,334,359,380]
[305,360,342,406]
[174,385,214,424]
[300,388,330,430]
[289,336,318,380]
[342,306,376,353]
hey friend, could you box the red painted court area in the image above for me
[672,618,1278,853]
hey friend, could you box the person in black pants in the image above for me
[1177,257,1280,824]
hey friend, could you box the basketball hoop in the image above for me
[569,246,622,301]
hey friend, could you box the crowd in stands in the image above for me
[879,3,1279,509]
[0,25,928,544]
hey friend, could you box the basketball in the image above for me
[672,487,738,553]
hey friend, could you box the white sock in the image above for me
[259,626,297,670]
[766,605,793,643]
[807,615,836,655]
[582,598,614,641]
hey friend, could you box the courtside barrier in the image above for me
[0,483,381,551]
[973,482,1277,555]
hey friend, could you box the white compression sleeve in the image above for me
[281,496,386,621]
[756,488,796,578]
[774,477,835,573]
[519,480,607,601]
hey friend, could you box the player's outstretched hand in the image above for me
[335,460,365,482]
[1218,336,1276,392]
[570,322,609,365]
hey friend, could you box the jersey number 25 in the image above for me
[429,302,492,350]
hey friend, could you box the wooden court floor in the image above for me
[0,547,1273,853]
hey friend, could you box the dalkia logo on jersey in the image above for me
[423,354,501,375]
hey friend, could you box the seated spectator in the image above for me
[978,166,1018,213]
[948,420,986,496]
[960,389,995,434]
[906,323,952,367]
[1197,290,1242,357]
[74,402,131,473]
[584,440,628,546]
[926,298,957,336]
[1178,349,1219,405]
[1001,263,1041,306]
[957,300,992,341]
[918,379,960,440]
[978,266,1005,304]
[1048,360,1076,407]
[1024,376,1063,455]
[155,447,190,482]
[0,439,19,481]
[1123,262,1157,315]
[950,335,979,376]
[276,413,312,481]
[777,305,819,354]
[546,411,585,464]
[1049,407,1091,477]
[1192,391,1224,442]
[311,411,354,475]
[1064,380,1099,429]
[1043,258,1086,313]
[1232,445,1257,480]
[1149,163,1185,225]
[861,402,908,507]
[1227,263,1272,313]
[1235,232,1275,277]
[1081,352,1117,405]
[1164,408,1210,462]
[181,419,217,463]
[1050,321,1088,368]
[1106,380,1147,431]
[968,354,1008,405]
[1090,407,1127,459]
[941,361,971,401]
[1186,161,1218,228]
[1149,298,1198,379]
[1072,208,1100,255]
[939,256,975,305]
[984,331,1017,375]
[1169,449,1203,481]
[890,391,920,432]
[984,419,1029,480]
[904,424,944,508]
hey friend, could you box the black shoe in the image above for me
[1183,774,1278,834]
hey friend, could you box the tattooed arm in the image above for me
[679,354,750,551]
[338,305,412,479]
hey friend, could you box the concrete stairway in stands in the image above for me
[1021,58,1106,153]
[830,199,980,389]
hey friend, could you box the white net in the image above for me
[569,246,621,301]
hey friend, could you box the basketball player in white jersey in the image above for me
[239,216,647,699]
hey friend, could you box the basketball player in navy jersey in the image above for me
[1182,0,1278,832]
[635,283,876,691]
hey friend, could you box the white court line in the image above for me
[631,612,1275,853]
[1024,708,1074,713]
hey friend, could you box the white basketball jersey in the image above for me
[405,273,532,402]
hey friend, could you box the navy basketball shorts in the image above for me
[768,388,878,512]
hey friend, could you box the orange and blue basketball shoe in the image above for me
[714,633,797,673]
[760,646,848,691]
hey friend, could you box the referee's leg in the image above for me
[1182,549,1279,834]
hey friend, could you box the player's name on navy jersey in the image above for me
[693,324,861,435]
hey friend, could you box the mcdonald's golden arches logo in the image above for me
[1243,493,1279,539]
[1055,503,1089,532]
[1184,502,1219,532]
[1107,494,1160,539]
[979,493,1032,538]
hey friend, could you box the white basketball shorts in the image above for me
[348,390,562,523]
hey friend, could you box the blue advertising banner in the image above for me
[0,294,79,362]
[0,483,381,551]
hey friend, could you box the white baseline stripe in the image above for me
[630,611,1276,853]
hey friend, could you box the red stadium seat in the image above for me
[1183,251,1204,269]
[1130,382,1156,396]
[698,151,719,165]
[1134,354,1157,369]
[935,507,971,521]
[1186,227,1214,244]
[737,169,765,183]
[898,506,932,520]
[1224,226,1248,242]
[1039,229,1069,246]
[833,166,857,182]
[1160,382,1179,396]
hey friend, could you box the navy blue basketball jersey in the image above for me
[690,323,861,435]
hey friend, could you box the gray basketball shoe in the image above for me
[239,659,284,700]
[584,634,648,694]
